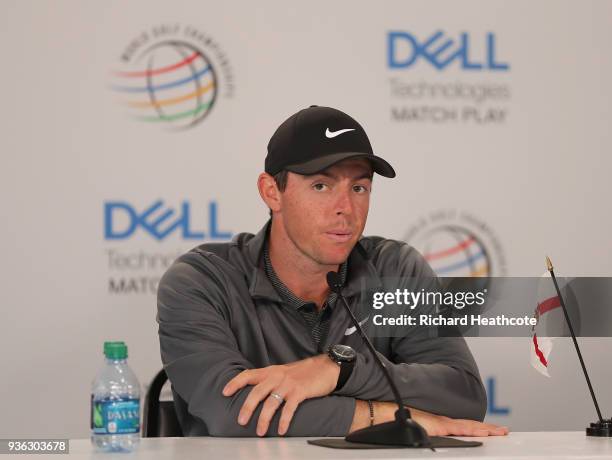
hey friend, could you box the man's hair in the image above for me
[273,170,289,192]
[269,170,288,217]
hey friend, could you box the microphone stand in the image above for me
[326,271,433,449]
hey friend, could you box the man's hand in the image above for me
[222,355,340,436]
[350,401,509,437]
[410,407,509,436]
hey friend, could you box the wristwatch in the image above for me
[327,344,356,392]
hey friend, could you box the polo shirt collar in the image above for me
[343,239,383,297]
[247,220,282,302]
[263,241,347,310]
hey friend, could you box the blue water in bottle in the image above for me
[91,341,141,452]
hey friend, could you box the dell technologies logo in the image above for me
[388,31,509,71]
[104,200,231,241]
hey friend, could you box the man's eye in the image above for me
[353,185,369,193]
[312,183,328,191]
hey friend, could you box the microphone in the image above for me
[325,271,432,448]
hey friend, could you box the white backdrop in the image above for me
[1,0,611,438]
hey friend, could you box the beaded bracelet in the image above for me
[367,400,374,426]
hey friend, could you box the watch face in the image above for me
[332,344,356,361]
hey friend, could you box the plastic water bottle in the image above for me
[91,341,141,452]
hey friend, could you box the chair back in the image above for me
[142,369,183,437]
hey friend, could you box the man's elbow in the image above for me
[204,416,245,437]
[438,393,486,422]
[471,388,488,422]
[463,377,487,421]
[203,412,259,437]
[444,374,487,421]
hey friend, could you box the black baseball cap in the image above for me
[265,106,396,178]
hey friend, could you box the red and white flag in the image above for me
[530,272,566,377]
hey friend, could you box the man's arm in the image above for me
[335,334,487,420]
[335,241,487,420]
[223,350,505,437]
[157,259,356,437]
[351,401,507,436]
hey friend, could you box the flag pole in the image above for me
[545,256,606,430]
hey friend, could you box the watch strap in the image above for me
[334,359,355,392]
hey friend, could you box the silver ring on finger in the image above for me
[269,392,284,404]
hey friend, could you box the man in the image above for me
[157,105,508,437]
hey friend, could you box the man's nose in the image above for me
[334,188,354,216]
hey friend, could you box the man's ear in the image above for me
[257,173,282,213]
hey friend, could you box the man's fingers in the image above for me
[470,428,490,437]
[490,425,509,436]
[410,407,509,438]
[222,369,252,396]
[473,420,502,430]
[256,393,285,436]
[223,369,262,396]
[469,421,508,436]
[456,423,488,437]
[237,380,276,425]
[449,420,509,437]
[278,397,301,435]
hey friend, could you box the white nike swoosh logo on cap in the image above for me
[326,128,355,138]
[344,315,370,336]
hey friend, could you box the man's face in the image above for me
[277,158,373,267]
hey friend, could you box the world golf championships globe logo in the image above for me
[111,41,217,129]
[416,226,491,277]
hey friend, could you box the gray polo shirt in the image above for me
[157,221,486,437]
[262,239,347,349]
